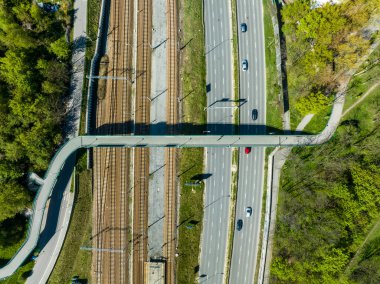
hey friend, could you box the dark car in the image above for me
[252,109,258,120]
[240,23,247,32]
[237,219,243,231]
[242,59,248,71]
[245,147,251,154]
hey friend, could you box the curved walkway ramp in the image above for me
[0,93,344,279]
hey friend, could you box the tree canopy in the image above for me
[281,0,380,117]
[0,0,71,225]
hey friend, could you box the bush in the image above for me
[295,91,330,115]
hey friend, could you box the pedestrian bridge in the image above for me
[0,121,339,279]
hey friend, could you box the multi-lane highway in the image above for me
[230,0,266,283]
[199,0,233,282]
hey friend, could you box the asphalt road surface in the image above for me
[199,0,233,283]
[230,0,266,283]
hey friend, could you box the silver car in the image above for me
[242,59,248,71]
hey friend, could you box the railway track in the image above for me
[92,0,134,281]
[133,0,152,283]
[163,0,179,283]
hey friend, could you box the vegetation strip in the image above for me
[263,0,282,131]
[176,0,206,282]
[231,0,240,129]
[224,148,239,283]
[254,147,273,282]
[48,152,93,283]
[224,1,238,282]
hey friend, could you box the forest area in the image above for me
[270,0,380,281]
[271,86,380,283]
[0,0,71,267]
[280,0,380,128]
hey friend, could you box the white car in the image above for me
[246,207,252,217]
[241,59,248,71]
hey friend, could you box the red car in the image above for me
[245,147,251,154]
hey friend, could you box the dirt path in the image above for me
[343,217,380,276]
[342,82,380,117]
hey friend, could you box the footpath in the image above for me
[26,0,87,282]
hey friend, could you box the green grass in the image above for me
[289,93,334,134]
[48,151,93,283]
[180,0,206,131]
[344,45,380,112]
[86,0,101,62]
[263,0,282,132]
[292,102,333,134]
[79,0,102,135]
[177,148,205,284]
[176,1,207,282]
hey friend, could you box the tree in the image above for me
[0,49,37,95]
[49,36,70,60]
[295,91,331,115]
[0,181,30,223]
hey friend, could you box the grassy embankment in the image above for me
[48,0,101,282]
[270,47,380,282]
[263,0,283,132]
[176,0,206,283]
[48,153,93,283]
[342,218,380,282]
